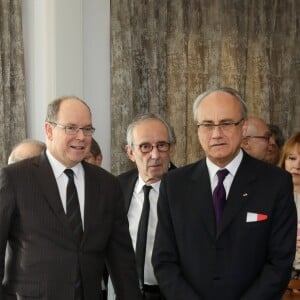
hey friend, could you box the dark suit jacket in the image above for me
[152,152,297,300]
[0,152,142,300]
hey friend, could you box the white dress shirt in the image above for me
[206,149,243,197]
[127,176,160,285]
[46,149,85,228]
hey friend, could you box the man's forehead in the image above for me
[198,94,241,117]
[133,120,168,140]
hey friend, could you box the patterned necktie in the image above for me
[64,169,83,244]
[213,169,229,228]
[64,169,83,299]
[135,185,152,290]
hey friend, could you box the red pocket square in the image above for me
[246,212,268,222]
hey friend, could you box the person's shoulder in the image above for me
[118,168,138,179]
[117,168,138,187]
[243,152,290,179]
[4,154,41,171]
[165,159,205,179]
[83,161,117,181]
[0,156,42,183]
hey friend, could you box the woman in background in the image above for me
[279,132,300,279]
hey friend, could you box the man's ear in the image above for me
[45,122,53,141]
[169,143,175,156]
[242,118,248,137]
[125,145,136,162]
[96,154,103,167]
[241,137,249,148]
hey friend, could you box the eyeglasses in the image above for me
[197,118,244,133]
[246,135,271,142]
[133,142,171,153]
[49,122,95,136]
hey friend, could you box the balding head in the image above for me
[8,139,46,164]
[241,117,271,160]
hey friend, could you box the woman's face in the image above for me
[285,144,300,188]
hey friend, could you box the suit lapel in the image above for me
[33,153,74,240]
[190,160,216,239]
[217,154,257,238]
[82,163,99,240]
[122,171,138,212]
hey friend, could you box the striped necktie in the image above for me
[64,169,83,244]
[64,169,84,299]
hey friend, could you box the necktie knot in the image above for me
[64,168,74,179]
[143,184,152,196]
[216,169,229,182]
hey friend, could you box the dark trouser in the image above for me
[142,285,166,300]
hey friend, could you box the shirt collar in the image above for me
[206,149,243,178]
[136,175,161,194]
[46,149,82,179]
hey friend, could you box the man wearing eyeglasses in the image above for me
[152,87,296,300]
[0,96,142,300]
[241,116,272,161]
[108,113,176,300]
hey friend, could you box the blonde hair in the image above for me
[278,131,300,169]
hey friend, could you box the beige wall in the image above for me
[22,0,111,170]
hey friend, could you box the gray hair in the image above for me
[192,87,248,122]
[45,96,92,123]
[126,113,176,148]
[8,139,46,164]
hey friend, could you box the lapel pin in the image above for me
[242,193,248,197]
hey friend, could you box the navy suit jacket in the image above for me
[152,152,297,300]
[0,152,142,300]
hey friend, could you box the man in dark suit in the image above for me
[84,138,107,300]
[0,96,142,300]
[152,87,297,300]
[109,113,176,300]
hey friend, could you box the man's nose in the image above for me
[76,128,86,139]
[211,125,223,137]
[150,145,160,158]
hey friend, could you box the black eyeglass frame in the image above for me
[132,142,171,153]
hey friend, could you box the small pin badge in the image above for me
[243,193,248,197]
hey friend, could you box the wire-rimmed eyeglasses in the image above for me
[197,118,244,133]
[49,122,95,136]
[245,135,272,142]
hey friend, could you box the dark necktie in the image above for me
[213,169,229,228]
[64,169,83,244]
[64,169,84,300]
[135,185,152,290]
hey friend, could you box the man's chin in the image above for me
[147,171,164,182]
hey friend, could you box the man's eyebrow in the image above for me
[199,118,236,123]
